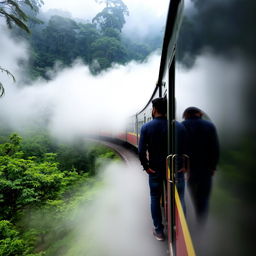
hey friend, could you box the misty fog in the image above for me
[0,29,159,140]
[58,161,167,256]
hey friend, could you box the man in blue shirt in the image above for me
[138,98,187,241]
[138,98,167,241]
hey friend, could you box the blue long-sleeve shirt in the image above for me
[138,117,188,172]
[138,117,168,172]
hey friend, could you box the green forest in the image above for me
[1,1,147,255]
[11,0,162,79]
[0,132,120,255]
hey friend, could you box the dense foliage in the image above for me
[15,0,162,78]
[0,133,119,255]
[1,0,163,88]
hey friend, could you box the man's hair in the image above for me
[152,97,167,115]
[183,106,203,119]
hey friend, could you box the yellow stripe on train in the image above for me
[175,186,196,256]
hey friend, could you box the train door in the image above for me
[166,55,195,256]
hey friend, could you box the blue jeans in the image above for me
[148,173,164,233]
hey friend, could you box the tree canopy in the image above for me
[0,132,119,255]
[93,0,129,33]
[26,0,161,77]
[1,0,163,81]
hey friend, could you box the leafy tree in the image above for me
[103,27,120,39]
[6,0,161,78]
[92,0,129,33]
[0,155,64,220]
[122,39,151,61]
[0,133,22,156]
[26,15,79,78]
[91,36,127,69]
[0,134,64,220]
[0,220,42,256]
[21,132,56,160]
[74,23,100,63]
[0,132,120,254]
[43,16,78,64]
[55,143,90,174]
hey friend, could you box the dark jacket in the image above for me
[138,117,168,172]
[182,117,219,175]
[138,117,187,174]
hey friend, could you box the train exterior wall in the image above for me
[175,187,196,256]
[127,132,138,147]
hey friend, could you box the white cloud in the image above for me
[0,27,28,85]
[42,0,170,38]
[41,0,196,39]
[42,0,101,20]
[42,0,169,19]
[0,28,160,140]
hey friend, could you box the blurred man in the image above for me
[182,107,219,223]
[138,98,187,241]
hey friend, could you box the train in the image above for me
[112,1,196,255]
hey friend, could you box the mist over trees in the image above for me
[10,0,163,79]
[1,0,164,82]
